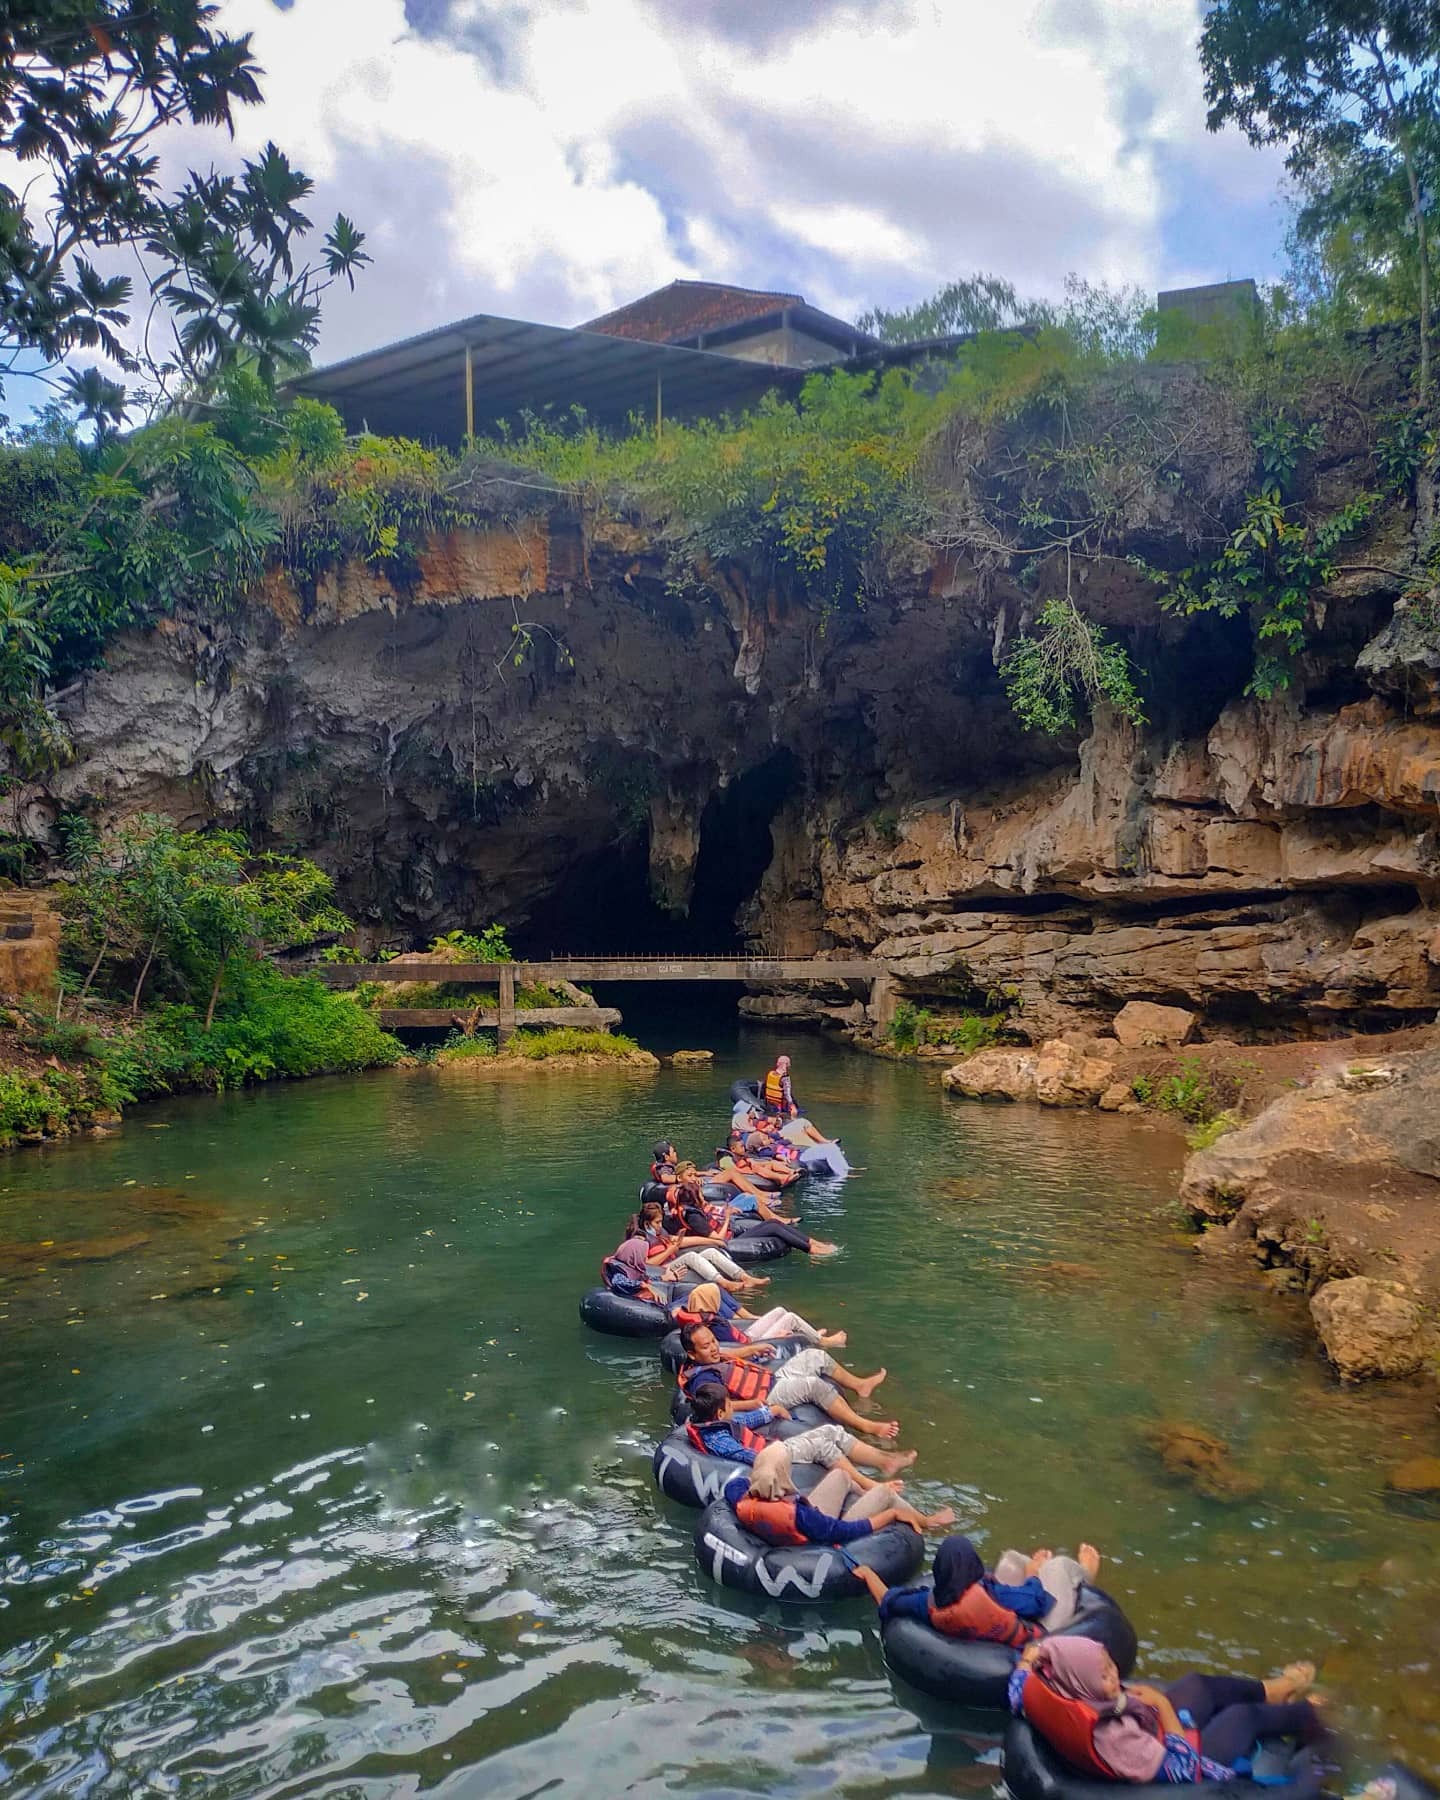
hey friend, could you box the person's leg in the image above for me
[993,1550,1029,1586]
[783,1348,834,1380]
[732,1218,814,1251]
[1166,1674,1265,1730]
[780,1422,851,1467]
[804,1352,887,1402]
[805,1467,855,1516]
[1199,1701,1324,1767]
[771,1372,901,1440]
[700,1247,749,1281]
[744,1307,823,1344]
[1035,1556,1086,1630]
[839,1483,894,1521]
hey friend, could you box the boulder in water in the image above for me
[1311,1276,1428,1381]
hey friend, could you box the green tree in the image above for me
[1201,1,1440,395]
[60,818,349,1024]
[0,1,369,427]
[857,275,1029,343]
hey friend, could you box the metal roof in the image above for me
[288,310,807,445]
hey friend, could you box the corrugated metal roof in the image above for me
[288,310,806,445]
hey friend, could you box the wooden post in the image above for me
[497,961,516,1046]
[464,342,474,442]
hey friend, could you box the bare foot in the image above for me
[865,1418,900,1440]
[1078,1543,1102,1580]
[924,1507,957,1529]
[1266,1662,1316,1703]
[855,1368,888,1399]
[820,1330,848,1349]
[879,1449,918,1476]
[809,1240,840,1256]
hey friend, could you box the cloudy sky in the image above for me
[169,0,1289,368]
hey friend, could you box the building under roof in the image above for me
[287,281,895,447]
[582,279,880,366]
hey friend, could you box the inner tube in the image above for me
[1002,1719,1305,1800]
[799,1142,850,1178]
[730,1079,762,1106]
[724,1233,791,1264]
[693,1498,923,1602]
[578,1278,697,1339]
[651,1419,828,1508]
[882,1584,1136,1710]
[660,1331,810,1376]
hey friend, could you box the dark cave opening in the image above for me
[513,751,800,958]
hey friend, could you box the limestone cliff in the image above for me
[11,420,1440,1046]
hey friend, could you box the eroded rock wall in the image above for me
[14,472,1440,1043]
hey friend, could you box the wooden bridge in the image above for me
[314,955,883,1039]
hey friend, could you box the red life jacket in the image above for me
[1020,1674,1192,1781]
[736,1493,808,1546]
[927,1584,1040,1647]
[679,1359,772,1403]
[685,1419,767,1455]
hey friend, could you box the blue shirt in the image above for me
[693,1406,773,1464]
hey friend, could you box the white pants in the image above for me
[664,1247,747,1283]
[992,1550,1087,1629]
[742,1306,824,1345]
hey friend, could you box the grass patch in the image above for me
[502,1028,641,1059]
[435,1032,498,1062]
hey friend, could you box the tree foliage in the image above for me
[0,1,369,427]
[58,816,349,1023]
[1202,0,1440,391]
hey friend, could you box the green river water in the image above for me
[0,1028,1436,1798]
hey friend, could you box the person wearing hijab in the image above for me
[854,1534,1101,1639]
[721,1441,954,1548]
[1010,1638,1327,1790]
[668,1281,847,1350]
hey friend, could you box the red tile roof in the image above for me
[582,280,805,345]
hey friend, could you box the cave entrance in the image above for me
[514,751,798,959]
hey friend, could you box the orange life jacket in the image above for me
[1021,1673,1192,1781]
[736,1492,808,1546]
[679,1359,771,1404]
[685,1418,767,1455]
[927,1584,1040,1647]
[763,1069,785,1107]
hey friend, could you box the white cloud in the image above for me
[10,0,1290,398]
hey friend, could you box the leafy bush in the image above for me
[887,1000,939,1052]
[430,925,513,962]
[1001,596,1146,735]
[1186,1110,1238,1152]
[503,1028,641,1059]
[951,1013,1003,1056]
[0,1064,123,1147]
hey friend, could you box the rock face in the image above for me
[1309,1277,1429,1380]
[1178,1039,1440,1378]
[12,464,1440,1050]
[1112,1002,1197,1049]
